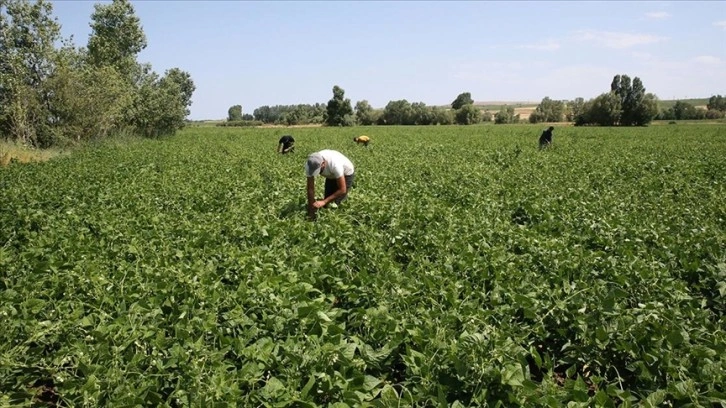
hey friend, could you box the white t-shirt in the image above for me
[315,150,355,179]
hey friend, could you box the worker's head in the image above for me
[548,126,555,131]
[305,153,325,177]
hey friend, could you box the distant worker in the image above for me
[538,126,554,149]
[305,150,355,219]
[353,135,370,147]
[278,134,295,154]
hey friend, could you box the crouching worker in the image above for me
[353,135,370,147]
[305,150,355,219]
[278,134,295,154]
[538,126,554,149]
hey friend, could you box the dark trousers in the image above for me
[324,174,355,204]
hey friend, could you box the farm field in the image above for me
[1,125,725,407]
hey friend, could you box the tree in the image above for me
[164,68,195,116]
[610,74,657,126]
[494,106,519,124]
[455,104,482,125]
[430,107,453,125]
[355,100,376,125]
[228,105,243,121]
[47,56,133,143]
[707,95,726,112]
[325,85,354,126]
[411,102,433,125]
[566,97,586,122]
[381,100,413,125]
[529,97,565,123]
[585,92,621,126]
[128,69,193,137]
[0,0,64,146]
[87,0,146,82]
[451,92,474,110]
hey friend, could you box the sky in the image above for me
[50,1,726,120]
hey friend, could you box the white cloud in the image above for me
[693,55,722,65]
[574,30,668,49]
[714,21,726,30]
[645,11,671,20]
[518,39,561,51]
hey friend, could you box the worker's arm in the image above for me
[314,176,346,208]
[307,177,316,219]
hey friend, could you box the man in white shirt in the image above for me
[305,150,355,219]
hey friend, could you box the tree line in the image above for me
[228,75,725,127]
[0,0,194,148]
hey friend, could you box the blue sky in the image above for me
[50,1,725,120]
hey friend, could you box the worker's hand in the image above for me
[312,200,327,209]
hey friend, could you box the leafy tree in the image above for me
[451,92,474,110]
[661,101,705,120]
[48,56,133,143]
[241,113,254,121]
[430,107,453,125]
[454,104,482,125]
[411,102,433,125]
[87,0,146,82]
[325,85,353,127]
[228,105,243,121]
[704,109,724,119]
[128,69,193,137]
[610,74,657,126]
[253,103,326,125]
[164,68,195,116]
[355,100,376,125]
[494,106,519,124]
[565,97,586,122]
[382,100,413,125]
[584,92,621,126]
[707,95,726,112]
[529,97,565,123]
[0,0,63,146]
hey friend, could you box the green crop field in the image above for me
[1,125,725,407]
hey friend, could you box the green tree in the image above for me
[584,92,621,126]
[529,97,565,123]
[411,102,433,125]
[382,100,413,125]
[87,0,146,82]
[566,97,586,122]
[494,106,519,124]
[48,55,133,143]
[228,105,243,121]
[455,104,482,125]
[0,0,63,146]
[430,107,453,125]
[325,85,354,126]
[164,68,195,116]
[610,74,657,126]
[451,92,474,110]
[129,69,193,137]
[707,95,726,112]
[355,100,376,125]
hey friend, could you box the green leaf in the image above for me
[501,364,525,387]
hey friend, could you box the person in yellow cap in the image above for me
[353,135,370,147]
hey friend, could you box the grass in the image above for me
[0,140,69,166]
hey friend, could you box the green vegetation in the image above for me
[0,0,194,148]
[2,125,725,406]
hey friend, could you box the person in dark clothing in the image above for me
[278,135,295,154]
[539,126,554,149]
